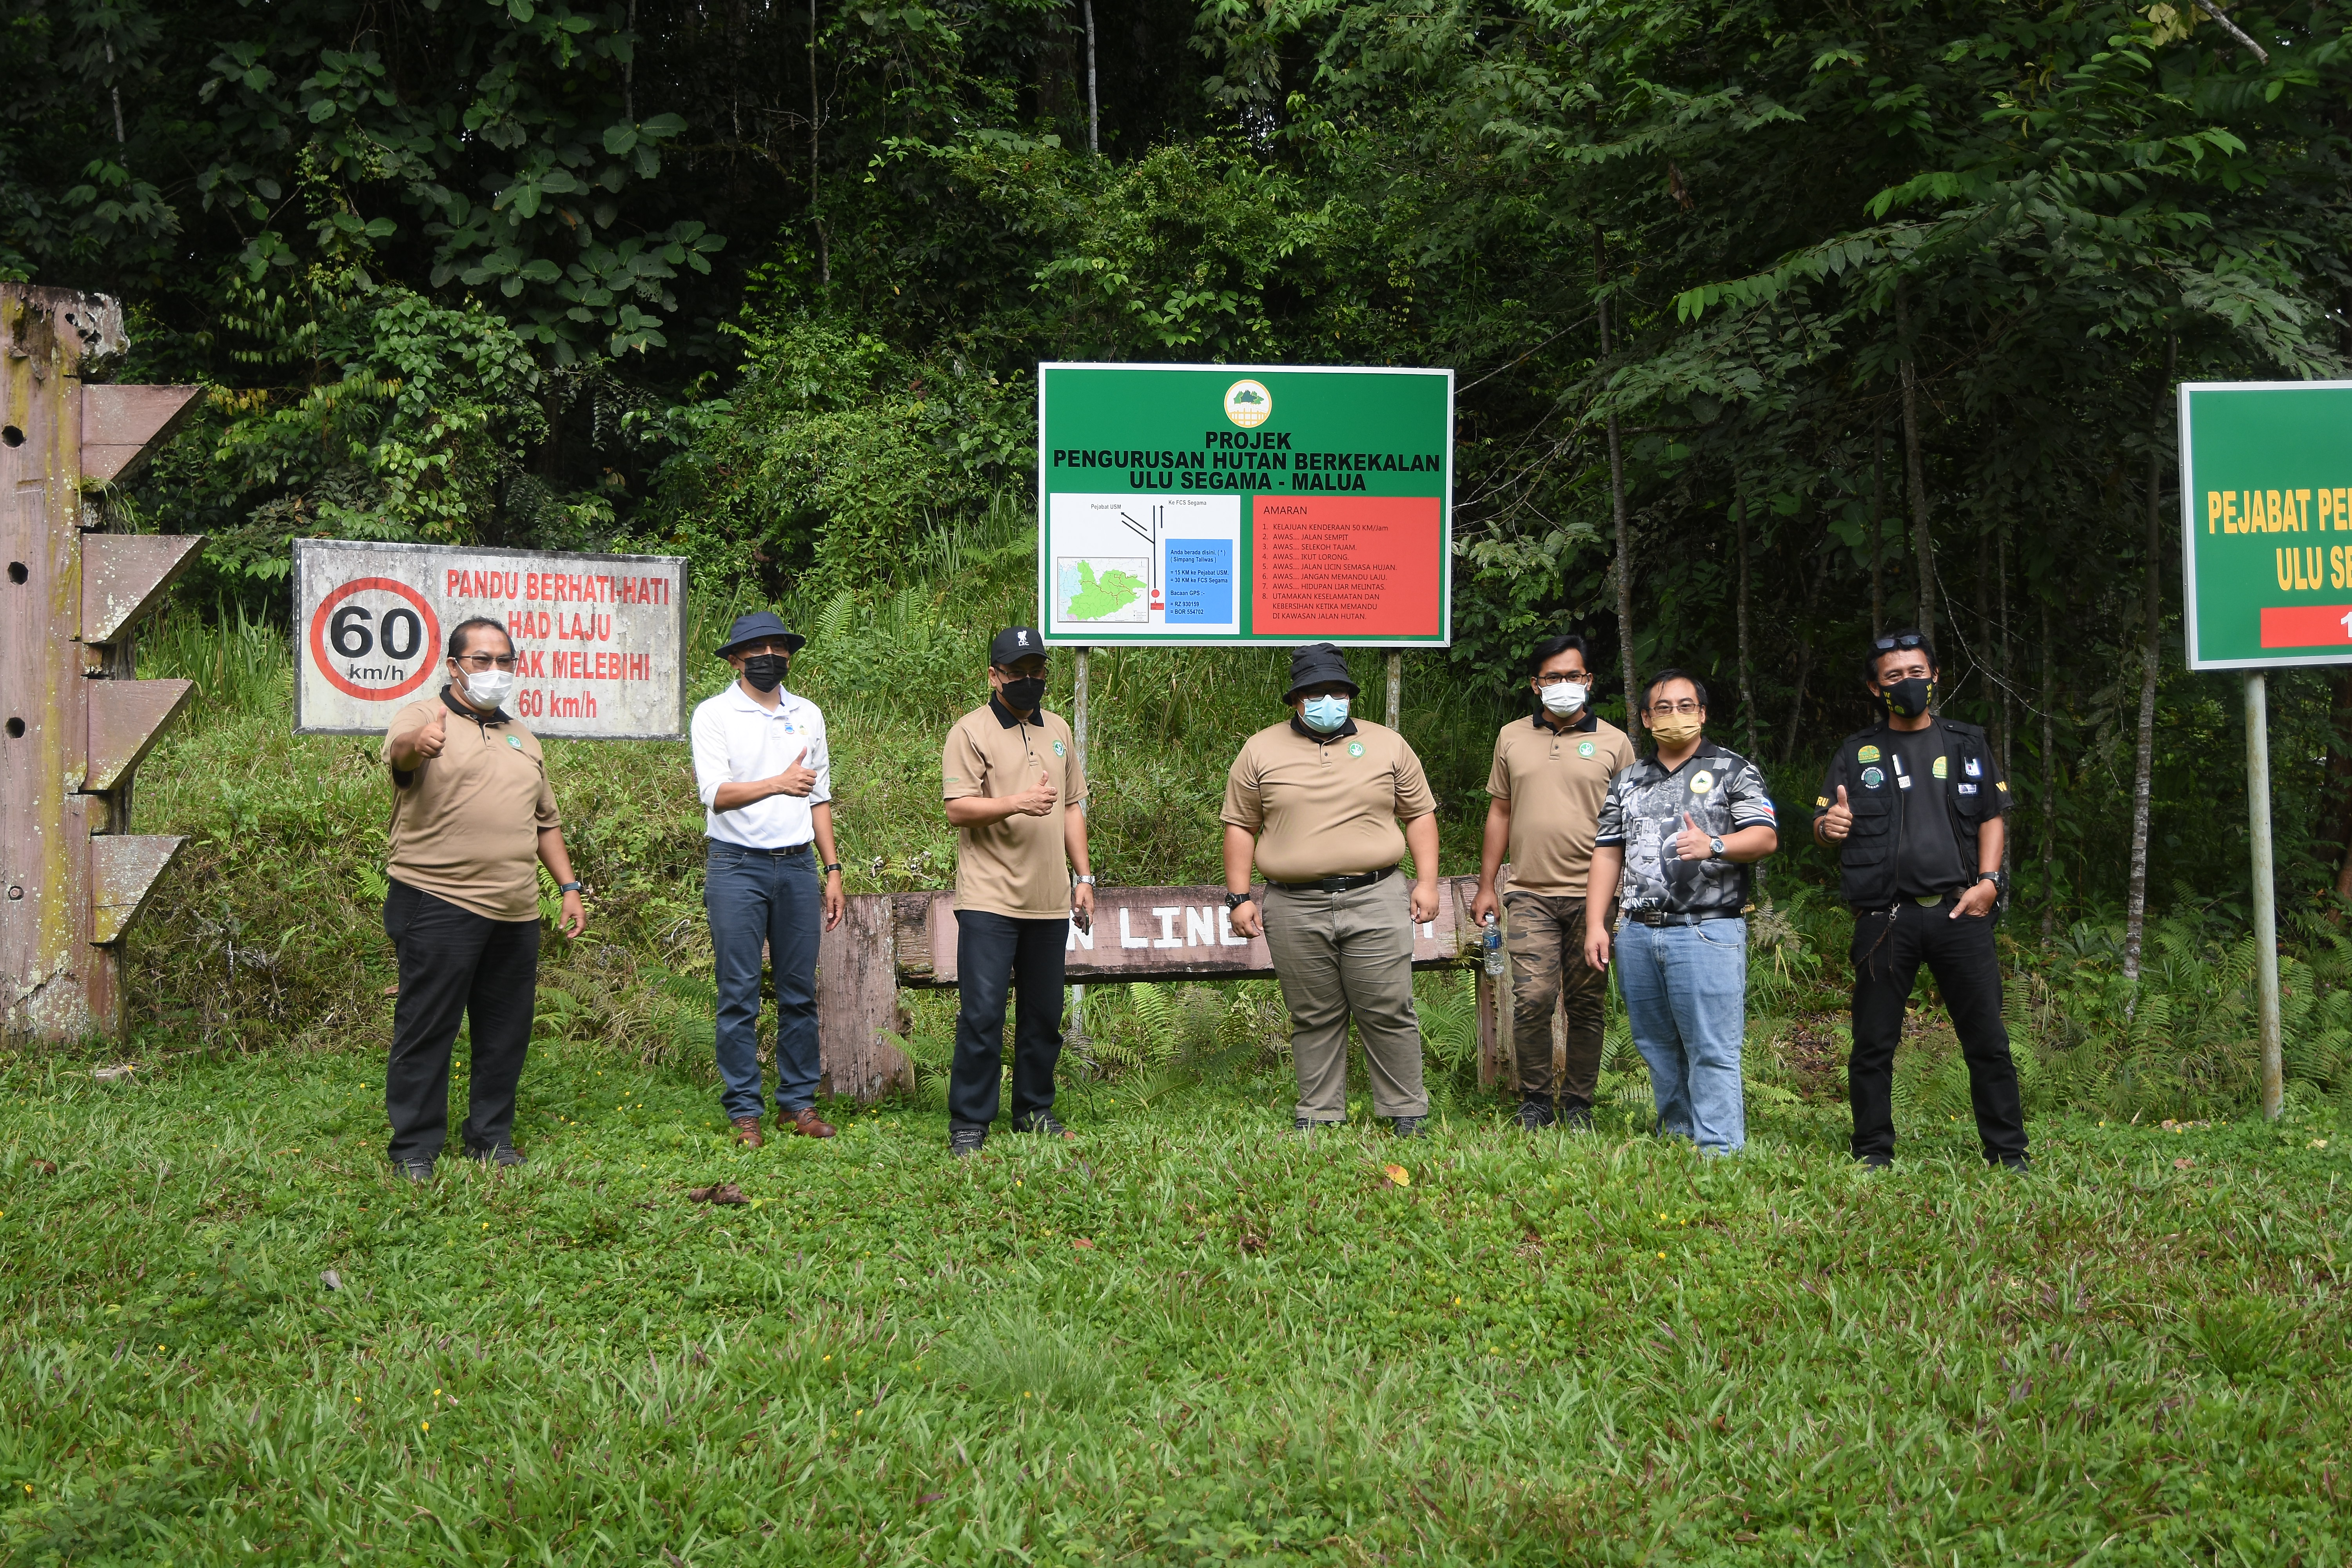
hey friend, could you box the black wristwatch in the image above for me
[557,880,584,895]
[822,862,843,875]
[1976,871,2006,896]
[1225,890,1255,910]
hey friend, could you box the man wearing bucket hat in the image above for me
[691,610,846,1147]
[940,627,1094,1158]
[1222,643,1443,1135]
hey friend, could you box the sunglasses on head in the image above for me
[1872,633,1927,653]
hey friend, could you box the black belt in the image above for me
[708,838,811,857]
[1267,865,1396,895]
[1627,909,1735,927]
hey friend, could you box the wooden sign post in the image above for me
[2,285,206,1040]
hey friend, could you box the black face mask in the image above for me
[741,653,787,693]
[1880,676,1933,719]
[1000,675,1046,713]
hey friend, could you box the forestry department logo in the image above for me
[1223,379,1272,428]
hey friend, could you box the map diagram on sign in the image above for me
[1046,493,1242,637]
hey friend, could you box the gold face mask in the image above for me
[1648,713,1703,748]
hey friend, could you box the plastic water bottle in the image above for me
[1482,913,1505,975]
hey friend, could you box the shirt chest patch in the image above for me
[1957,783,1978,795]
[1857,744,1881,763]
[1688,769,1714,795]
[1053,739,1067,756]
[1931,754,1948,779]
[1964,756,1982,778]
[507,736,523,750]
[1577,740,1595,758]
[1861,766,1884,789]
[1348,741,1365,757]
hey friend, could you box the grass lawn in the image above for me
[3,1046,2348,1566]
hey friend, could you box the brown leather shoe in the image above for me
[791,1106,837,1139]
[731,1117,764,1149]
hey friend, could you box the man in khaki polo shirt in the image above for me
[941,626,1095,1158]
[1223,643,1441,1136]
[1471,632,1635,1132]
[380,617,586,1181]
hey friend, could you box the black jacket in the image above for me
[1814,717,2007,909]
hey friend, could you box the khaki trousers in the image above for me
[1504,891,1608,1104]
[1262,876,1428,1122]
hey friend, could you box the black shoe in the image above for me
[1994,1154,2031,1174]
[395,1158,435,1183]
[1016,1110,1074,1140]
[1857,1152,1893,1169]
[1294,1116,1343,1131]
[1391,1115,1428,1138]
[1558,1098,1595,1132]
[466,1142,525,1168]
[949,1123,987,1159]
[1516,1097,1556,1131]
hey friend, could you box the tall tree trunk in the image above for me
[1735,487,1760,758]
[2123,333,2178,1002]
[1896,287,1937,644]
[810,0,829,284]
[1997,520,2013,880]
[1782,548,1827,764]
[2040,594,2059,939]
[1083,0,1099,155]
[1869,419,1886,637]
[1597,231,1637,717]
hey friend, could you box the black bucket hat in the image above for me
[715,610,806,658]
[1283,642,1359,702]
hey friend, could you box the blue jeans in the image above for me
[1615,917,1748,1153]
[705,841,822,1120]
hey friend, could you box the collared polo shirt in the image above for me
[1486,708,1636,897]
[384,687,561,922]
[1221,715,1437,884]
[691,680,832,849]
[944,697,1087,920]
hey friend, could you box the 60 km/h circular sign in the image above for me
[307,576,442,702]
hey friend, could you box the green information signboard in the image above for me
[1036,362,1454,646]
[2180,379,2352,669]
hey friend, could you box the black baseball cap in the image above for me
[990,626,1046,667]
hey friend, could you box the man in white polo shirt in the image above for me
[691,611,846,1147]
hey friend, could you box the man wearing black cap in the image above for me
[691,611,846,1148]
[940,627,1094,1158]
[1223,643,1442,1135]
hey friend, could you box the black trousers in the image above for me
[383,879,541,1163]
[949,910,1065,1129]
[1848,898,2028,1163]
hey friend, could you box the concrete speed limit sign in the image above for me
[292,539,688,739]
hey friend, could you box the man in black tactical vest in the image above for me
[1812,630,2030,1172]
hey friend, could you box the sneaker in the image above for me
[1857,1152,1893,1170]
[1994,1154,2032,1174]
[1294,1116,1342,1131]
[465,1142,525,1168]
[1558,1099,1595,1132]
[394,1158,435,1184]
[949,1123,987,1159]
[1515,1097,1556,1131]
[1016,1110,1074,1140]
[1391,1115,1428,1138]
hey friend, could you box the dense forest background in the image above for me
[13,0,2352,936]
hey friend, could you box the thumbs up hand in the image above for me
[1011,766,1059,817]
[772,742,817,799]
[1671,810,1715,863]
[1817,784,1854,844]
[408,706,447,763]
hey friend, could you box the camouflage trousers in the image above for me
[1505,891,1609,1104]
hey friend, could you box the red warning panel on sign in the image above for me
[1250,495,1442,637]
[2260,604,2352,647]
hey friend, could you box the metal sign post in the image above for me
[2171,379,2352,1118]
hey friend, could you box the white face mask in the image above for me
[458,667,514,711]
[1540,679,1588,715]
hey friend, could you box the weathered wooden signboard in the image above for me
[292,538,688,739]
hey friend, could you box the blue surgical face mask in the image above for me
[1301,694,1350,733]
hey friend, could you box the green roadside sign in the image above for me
[2180,380,2352,669]
[1035,362,1454,646]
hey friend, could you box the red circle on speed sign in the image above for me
[308,577,443,702]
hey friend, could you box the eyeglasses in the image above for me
[1647,700,1704,716]
[456,654,519,671]
[1872,633,1927,653]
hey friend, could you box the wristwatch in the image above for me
[1976,871,2006,896]
[1074,875,1097,885]
[1224,890,1255,910]
[822,862,843,875]
[557,880,584,895]
[1707,836,1726,860]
